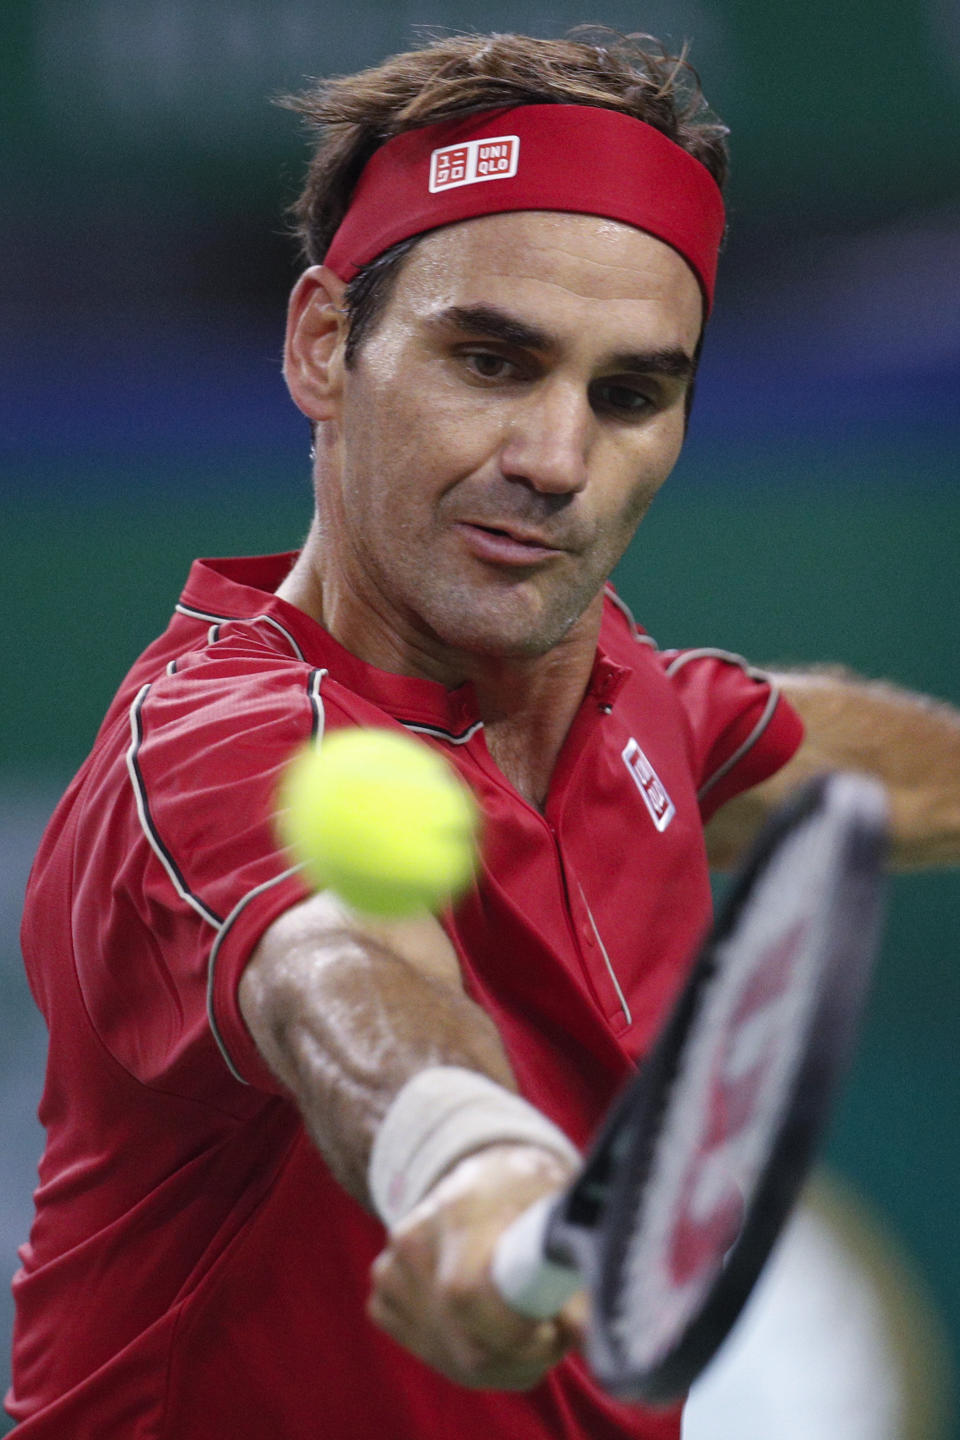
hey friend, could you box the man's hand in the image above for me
[368,1143,587,1390]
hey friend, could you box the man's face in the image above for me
[317,210,703,675]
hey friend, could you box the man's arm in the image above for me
[706,668,960,870]
[238,892,584,1389]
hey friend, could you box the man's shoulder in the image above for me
[599,584,662,661]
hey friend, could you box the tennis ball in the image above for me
[277,727,479,917]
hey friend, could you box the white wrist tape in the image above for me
[369,1066,579,1230]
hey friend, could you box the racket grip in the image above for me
[492,1195,582,1318]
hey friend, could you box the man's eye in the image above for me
[593,381,653,416]
[462,350,515,380]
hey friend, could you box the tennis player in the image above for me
[11,30,960,1440]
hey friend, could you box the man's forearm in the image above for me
[707,668,960,870]
[238,892,516,1206]
[238,890,585,1391]
[774,669,960,868]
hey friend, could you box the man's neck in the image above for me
[276,537,602,809]
[463,641,598,809]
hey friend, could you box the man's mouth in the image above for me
[455,521,565,566]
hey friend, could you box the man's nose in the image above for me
[498,382,592,495]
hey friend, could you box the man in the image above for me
[10,29,960,1440]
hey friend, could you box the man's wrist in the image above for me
[369,1065,579,1230]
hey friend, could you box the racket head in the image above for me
[566,772,888,1402]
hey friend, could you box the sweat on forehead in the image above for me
[323,105,726,312]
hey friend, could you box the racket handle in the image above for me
[492,1195,582,1318]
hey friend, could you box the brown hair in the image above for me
[281,29,729,362]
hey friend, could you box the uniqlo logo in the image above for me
[432,144,470,189]
[429,135,520,192]
[622,739,676,832]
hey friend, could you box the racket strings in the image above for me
[601,814,840,1371]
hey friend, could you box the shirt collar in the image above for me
[181,552,632,729]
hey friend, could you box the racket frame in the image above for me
[526,772,888,1401]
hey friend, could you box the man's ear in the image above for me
[283,266,349,422]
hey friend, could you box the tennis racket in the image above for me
[492,770,888,1403]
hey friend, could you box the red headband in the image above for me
[323,104,725,311]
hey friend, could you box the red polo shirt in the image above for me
[11,554,802,1439]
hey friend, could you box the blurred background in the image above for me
[1,1,958,1434]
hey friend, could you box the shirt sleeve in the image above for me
[657,647,805,822]
[74,645,325,1096]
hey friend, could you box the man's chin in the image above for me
[410,568,607,664]
[429,605,588,663]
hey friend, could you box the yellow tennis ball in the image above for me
[277,727,479,916]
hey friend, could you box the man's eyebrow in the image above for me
[430,304,695,382]
[430,304,552,352]
[606,346,696,382]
